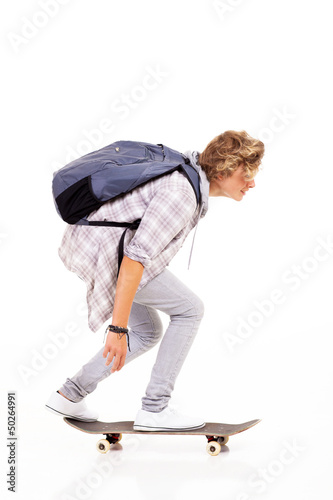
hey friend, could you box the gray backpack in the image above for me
[52,140,201,272]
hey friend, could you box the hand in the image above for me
[103,330,128,373]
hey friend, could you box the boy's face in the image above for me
[209,165,256,201]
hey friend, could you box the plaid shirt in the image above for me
[59,168,208,332]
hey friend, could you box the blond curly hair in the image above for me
[198,131,264,181]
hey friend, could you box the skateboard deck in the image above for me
[64,417,261,456]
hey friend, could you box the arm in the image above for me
[104,187,196,372]
[103,256,144,373]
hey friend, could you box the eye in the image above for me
[244,172,256,181]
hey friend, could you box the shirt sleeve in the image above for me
[124,188,197,268]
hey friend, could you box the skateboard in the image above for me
[64,417,261,456]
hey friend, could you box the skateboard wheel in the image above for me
[217,436,229,446]
[96,439,111,454]
[206,441,221,456]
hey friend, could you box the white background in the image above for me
[1,1,332,499]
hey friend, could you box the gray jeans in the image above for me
[60,269,204,412]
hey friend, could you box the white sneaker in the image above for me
[133,407,205,431]
[45,391,99,422]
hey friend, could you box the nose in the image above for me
[248,179,255,188]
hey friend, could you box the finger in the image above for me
[105,350,115,366]
[117,355,126,372]
[103,343,112,358]
[111,351,124,373]
[113,354,126,373]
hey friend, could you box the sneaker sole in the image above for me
[45,404,98,422]
[133,422,206,432]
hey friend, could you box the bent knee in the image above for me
[151,321,164,344]
[183,293,205,322]
[193,294,205,320]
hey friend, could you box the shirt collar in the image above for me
[183,150,209,218]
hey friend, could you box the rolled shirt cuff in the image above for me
[124,243,152,268]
